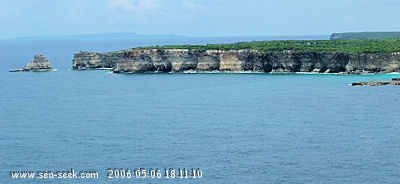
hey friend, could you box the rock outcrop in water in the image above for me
[10,54,55,72]
[352,78,400,86]
[72,49,400,74]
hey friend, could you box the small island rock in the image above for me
[351,78,400,86]
[10,54,55,72]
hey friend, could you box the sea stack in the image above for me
[9,54,55,72]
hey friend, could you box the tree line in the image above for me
[137,39,400,53]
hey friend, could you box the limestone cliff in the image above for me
[72,49,400,74]
[10,54,55,72]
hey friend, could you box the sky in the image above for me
[0,0,399,39]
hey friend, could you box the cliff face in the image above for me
[73,49,400,74]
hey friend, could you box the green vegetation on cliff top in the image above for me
[137,39,400,53]
[330,32,400,40]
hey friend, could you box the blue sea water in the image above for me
[0,37,399,184]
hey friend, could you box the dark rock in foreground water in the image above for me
[352,78,400,86]
[10,54,55,72]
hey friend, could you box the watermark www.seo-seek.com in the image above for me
[10,168,98,179]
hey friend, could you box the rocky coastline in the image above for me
[72,49,400,74]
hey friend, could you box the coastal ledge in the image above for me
[352,78,400,86]
[10,54,55,72]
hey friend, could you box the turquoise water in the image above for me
[1,39,399,183]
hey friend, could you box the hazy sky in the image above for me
[0,0,399,39]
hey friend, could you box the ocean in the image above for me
[0,37,399,183]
